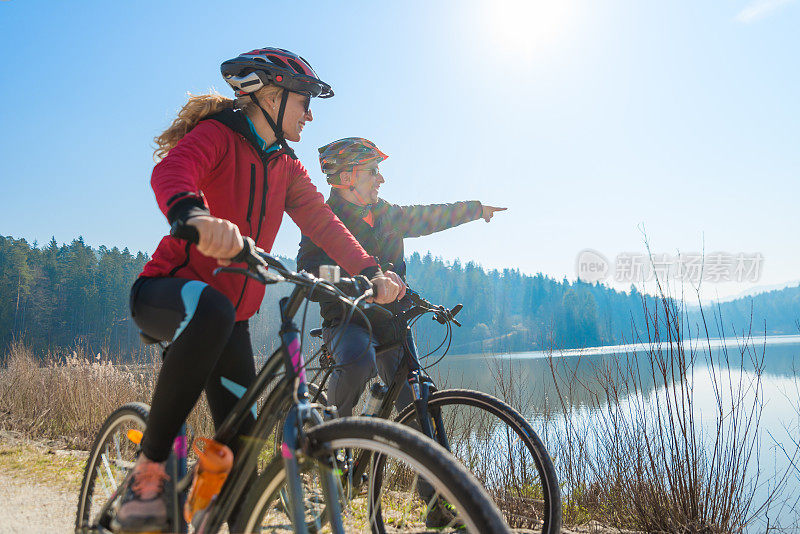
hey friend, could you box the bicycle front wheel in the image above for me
[233,417,511,533]
[395,388,562,533]
[75,402,149,533]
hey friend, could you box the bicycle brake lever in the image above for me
[432,307,462,327]
[450,304,463,327]
[213,266,261,281]
[213,266,281,285]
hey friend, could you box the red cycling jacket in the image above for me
[140,108,378,321]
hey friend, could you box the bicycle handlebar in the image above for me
[169,221,386,316]
[377,261,463,327]
[400,288,463,328]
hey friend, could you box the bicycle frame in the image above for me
[188,281,343,534]
[334,321,453,495]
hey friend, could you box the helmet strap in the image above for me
[351,187,371,207]
[249,91,297,160]
[330,180,374,218]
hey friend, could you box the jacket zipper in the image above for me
[246,164,256,224]
[254,158,269,243]
[235,156,271,311]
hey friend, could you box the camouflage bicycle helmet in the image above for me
[220,47,333,158]
[318,138,388,183]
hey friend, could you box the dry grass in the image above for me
[0,340,215,450]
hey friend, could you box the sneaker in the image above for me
[425,499,465,530]
[113,456,170,532]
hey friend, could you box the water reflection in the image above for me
[433,335,800,417]
[430,336,800,531]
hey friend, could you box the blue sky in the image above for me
[1,0,797,299]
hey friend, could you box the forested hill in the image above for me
[1,235,798,358]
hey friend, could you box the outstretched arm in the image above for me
[380,201,506,238]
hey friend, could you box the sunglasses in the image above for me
[299,92,311,113]
[353,167,380,176]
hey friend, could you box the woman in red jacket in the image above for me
[116,47,400,532]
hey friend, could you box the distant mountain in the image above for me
[689,284,800,338]
[711,280,800,303]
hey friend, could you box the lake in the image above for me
[432,335,800,531]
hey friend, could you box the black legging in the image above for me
[130,277,256,462]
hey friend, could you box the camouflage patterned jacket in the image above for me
[297,192,482,327]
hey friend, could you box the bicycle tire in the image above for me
[232,416,511,533]
[395,389,562,533]
[75,402,150,533]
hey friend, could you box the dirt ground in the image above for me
[0,431,634,534]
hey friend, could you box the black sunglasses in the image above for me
[297,92,311,113]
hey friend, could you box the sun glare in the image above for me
[485,0,576,58]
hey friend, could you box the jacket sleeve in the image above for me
[379,200,483,238]
[285,163,378,276]
[150,121,229,223]
[296,234,329,277]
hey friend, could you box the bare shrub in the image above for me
[548,294,789,532]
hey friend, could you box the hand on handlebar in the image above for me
[186,216,244,266]
[369,273,401,304]
[384,271,406,301]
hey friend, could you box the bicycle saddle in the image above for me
[139,331,161,345]
[309,328,323,339]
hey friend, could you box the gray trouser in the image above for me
[323,323,416,417]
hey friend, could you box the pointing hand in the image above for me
[481,205,507,222]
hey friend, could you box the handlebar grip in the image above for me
[451,304,463,317]
[335,275,372,298]
[170,220,200,244]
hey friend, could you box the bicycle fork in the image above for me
[282,401,345,534]
[409,373,451,451]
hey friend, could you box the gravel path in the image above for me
[0,434,631,534]
[0,471,76,533]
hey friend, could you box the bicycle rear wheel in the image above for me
[395,389,562,533]
[232,417,511,533]
[75,402,149,533]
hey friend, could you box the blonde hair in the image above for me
[153,85,284,161]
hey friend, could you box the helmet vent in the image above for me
[287,59,306,75]
[268,55,289,69]
[253,57,268,64]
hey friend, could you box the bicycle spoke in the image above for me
[113,433,122,467]
[97,455,114,500]
[76,406,150,531]
[101,450,117,493]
